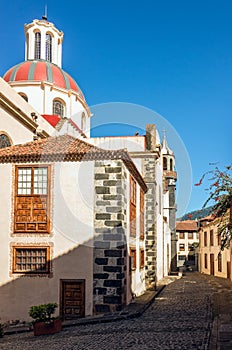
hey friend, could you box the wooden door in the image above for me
[210,254,214,275]
[227,261,231,279]
[61,280,85,319]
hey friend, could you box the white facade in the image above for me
[0,161,95,322]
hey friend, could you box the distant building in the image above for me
[176,220,199,270]
[198,215,231,279]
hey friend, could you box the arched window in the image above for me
[53,99,65,118]
[0,133,12,149]
[19,93,28,102]
[34,32,41,59]
[81,112,86,131]
[26,33,29,60]
[46,33,52,62]
[163,157,167,171]
[170,158,173,171]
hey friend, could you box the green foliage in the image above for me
[200,164,232,250]
[29,303,58,323]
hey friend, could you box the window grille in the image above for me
[34,32,41,59]
[13,247,49,273]
[53,100,64,118]
[0,134,11,149]
[46,33,52,62]
[17,167,48,195]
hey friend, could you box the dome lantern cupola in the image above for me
[24,17,64,67]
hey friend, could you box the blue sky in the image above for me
[0,0,231,216]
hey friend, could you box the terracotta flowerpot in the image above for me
[33,319,62,336]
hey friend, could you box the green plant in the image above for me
[29,303,58,323]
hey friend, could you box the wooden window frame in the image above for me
[13,246,50,274]
[179,232,185,239]
[14,165,51,234]
[130,176,136,237]
[210,229,214,246]
[140,189,145,240]
[188,232,193,239]
[130,248,136,270]
[204,253,208,269]
[179,243,185,251]
[140,249,145,269]
[204,231,207,247]
[218,253,222,272]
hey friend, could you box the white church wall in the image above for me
[163,191,171,276]
[156,161,164,281]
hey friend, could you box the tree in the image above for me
[195,164,232,250]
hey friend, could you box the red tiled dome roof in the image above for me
[3,60,85,100]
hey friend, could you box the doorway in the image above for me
[60,279,85,319]
[210,254,214,276]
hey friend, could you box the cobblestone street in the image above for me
[1,272,231,350]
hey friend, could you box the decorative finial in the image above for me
[162,128,167,140]
[42,4,48,20]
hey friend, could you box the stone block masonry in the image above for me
[93,161,128,314]
[144,156,157,286]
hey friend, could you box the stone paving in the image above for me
[0,272,231,350]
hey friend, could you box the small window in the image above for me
[46,33,52,62]
[204,231,207,247]
[130,248,136,270]
[170,158,173,171]
[210,230,214,246]
[188,232,193,239]
[188,243,194,251]
[204,253,208,269]
[179,232,185,239]
[13,247,50,274]
[17,167,48,195]
[81,112,86,131]
[218,253,222,272]
[218,234,221,246]
[34,32,41,59]
[0,133,11,149]
[163,157,167,170]
[178,255,186,261]
[179,243,185,251]
[53,99,65,118]
[140,249,145,269]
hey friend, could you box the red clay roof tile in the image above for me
[176,220,198,231]
[0,134,147,192]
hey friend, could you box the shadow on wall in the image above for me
[0,228,130,323]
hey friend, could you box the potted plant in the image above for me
[29,302,62,336]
